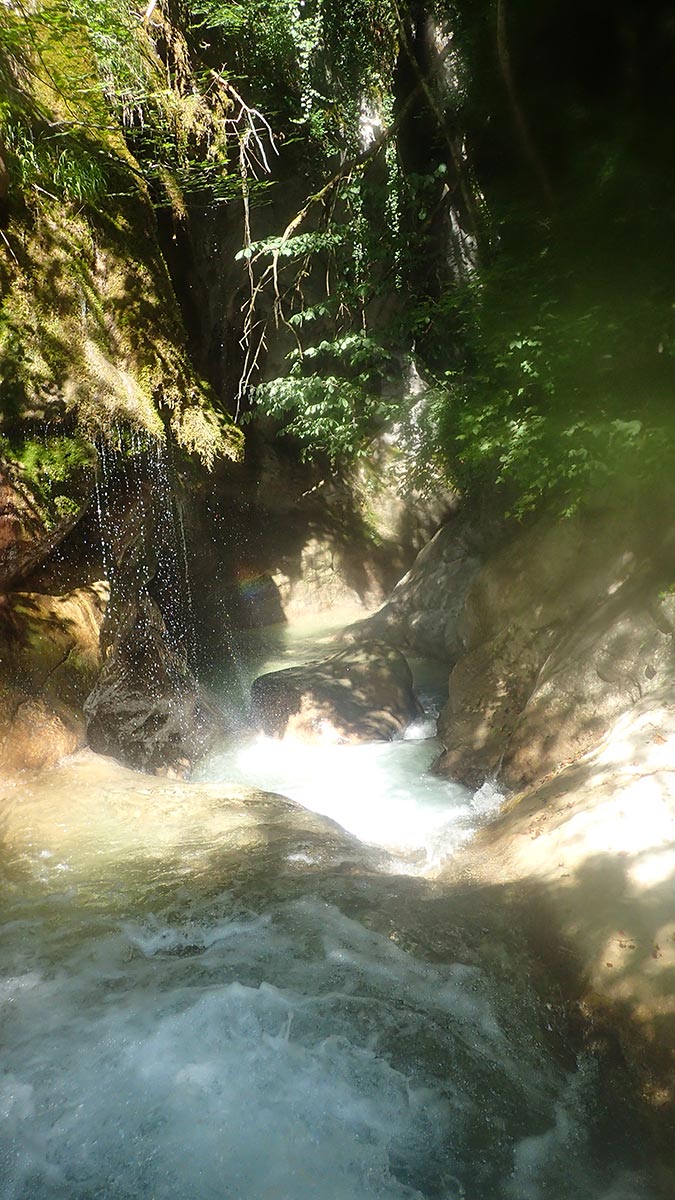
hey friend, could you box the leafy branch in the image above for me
[235,32,461,406]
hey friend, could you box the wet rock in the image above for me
[434,624,557,789]
[220,571,287,629]
[453,685,675,1161]
[0,473,46,591]
[0,445,94,593]
[85,589,228,774]
[0,470,85,593]
[0,747,373,889]
[0,583,107,771]
[182,435,453,660]
[251,641,422,743]
[499,593,675,791]
[82,455,231,775]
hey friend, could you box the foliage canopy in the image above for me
[1,0,674,514]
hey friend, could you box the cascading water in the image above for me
[84,431,221,771]
[92,429,197,661]
[0,613,663,1198]
[196,617,503,872]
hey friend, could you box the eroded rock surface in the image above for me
[0,468,90,592]
[0,748,366,883]
[344,511,483,662]
[434,507,675,790]
[83,459,231,775]
[0,583,107,771]
[452,686,675,1164]
[251,641,421,743]
[85,590,228,774]
[500,592,675,790]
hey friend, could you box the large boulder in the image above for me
[435,506,675,790]
[343,510,483,662]
[499,591,675,791]
[0,583,107,771]
[434,623,557,789]
[83,458,231,775]
[251,641,422,743]
[85,589,228,775]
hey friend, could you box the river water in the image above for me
[0,614,663,1199]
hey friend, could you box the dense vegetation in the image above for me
[2,0,674,516]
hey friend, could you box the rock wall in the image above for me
[374,501,675,1173]
[354,500,675,793]
[183,432,454,662]
[436,506,675,791]
[449,686,675,1176]
[343,508,484,661]
[0,583,107,771]
[0,421,451,772]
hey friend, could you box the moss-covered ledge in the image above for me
[0,2,243,524]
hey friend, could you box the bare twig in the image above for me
[235,45,461,405]
[0,229,19,265]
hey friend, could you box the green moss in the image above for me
[0,434,95,486]
[0,432,95,530]
[0,2,241,468]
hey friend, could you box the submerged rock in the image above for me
[0,747,366,886]
[251,641,422,744]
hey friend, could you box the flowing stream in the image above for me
[0,614,663,1199]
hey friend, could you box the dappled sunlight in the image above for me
[0,608,669,1195]
[0,751,662,1200]
[465,686,675,1153]
[198,613,502,871]
[630,846,675,890]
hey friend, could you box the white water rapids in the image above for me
[0,615,662,1198]
[198,616,503,873]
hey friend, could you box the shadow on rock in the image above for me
[251,640,422,744]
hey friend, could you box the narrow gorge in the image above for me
[1,2,675,1197]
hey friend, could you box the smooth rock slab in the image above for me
[0,748,366,887]
[251,641,422,744]
[434,506,675,791]
[452,684,675,1171]
[343,510,483,663]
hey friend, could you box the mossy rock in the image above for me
[0,7,243,469]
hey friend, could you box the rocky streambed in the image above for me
[0,743,664,1200]
[2,493,675,1195]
